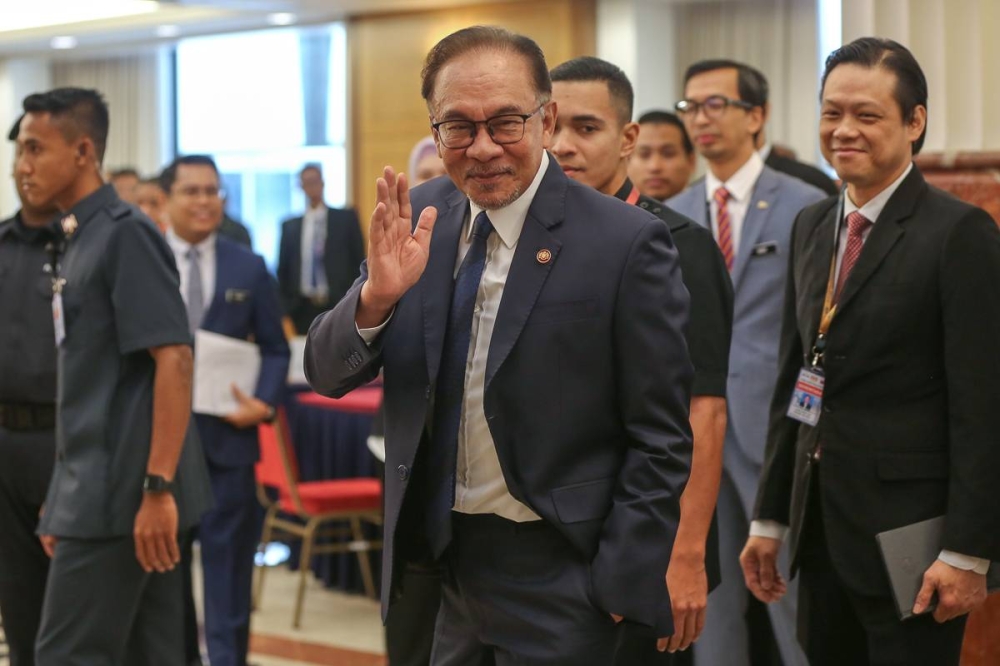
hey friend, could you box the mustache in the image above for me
[465,166,515,178]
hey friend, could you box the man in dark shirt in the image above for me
[549,56,734,663]
[16,87,212,665]
[0,117,60,666]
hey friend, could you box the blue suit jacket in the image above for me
[305,156,694,634]
[668,167,825,514]
[195,236,290,469]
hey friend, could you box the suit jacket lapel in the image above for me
[423,189,468,384]
[731,168,779,289]
[835,168,924,312]
[485,161,565,389]
[202,235,229,328]
[688,180,710,230]
[800,200,838,339]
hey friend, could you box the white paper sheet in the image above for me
[193,329,261,416]
[287,336,308,385]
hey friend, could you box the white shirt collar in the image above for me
[758,143,773,161]
[705,150,765,204]
[166,227,216,257]
[468,151,549,250]
[843,162,913,223]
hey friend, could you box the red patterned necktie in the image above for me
[834,211,872,302]
[714,187,734,271]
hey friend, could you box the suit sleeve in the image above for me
[275,220,297,312]
[589,219,693,636]
[250,255,291,407]
[939,209,1000,561]
[754,210,808,524]
[303,260,382,397]
[678,228,733,396]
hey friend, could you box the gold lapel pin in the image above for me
[756,200,770,210]
[536,249,552,264]
[61,214,78,237]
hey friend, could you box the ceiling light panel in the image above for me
[2,1,160,34]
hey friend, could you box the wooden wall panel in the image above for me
[349,0,596,242]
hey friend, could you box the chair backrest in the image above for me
[256,408,306,513]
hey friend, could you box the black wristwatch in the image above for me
[143,474,173,493]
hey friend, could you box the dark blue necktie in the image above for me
[426,210,494,557]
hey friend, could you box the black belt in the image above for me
[0,403,56,431]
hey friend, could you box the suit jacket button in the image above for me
[397,465,409,481]
[425,385,431,399]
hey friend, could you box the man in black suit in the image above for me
[305,26,694,664]
[548,55,733,663]
[277,164,364,334]
[741,37,1000,666]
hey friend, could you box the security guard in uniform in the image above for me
[16,87,212,665]
[0,117,60,666]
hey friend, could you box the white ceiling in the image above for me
[0,0,512,58]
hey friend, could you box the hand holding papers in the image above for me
[193,330,261,417]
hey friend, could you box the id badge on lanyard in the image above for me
[786,193,845,427]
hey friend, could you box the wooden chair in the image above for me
[253,407,382,628]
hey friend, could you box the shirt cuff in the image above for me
[356,309,393,346]
[749,520,789,542]
[938,550,991,575]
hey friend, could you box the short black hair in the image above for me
[300,163,323,179]
[637,110,694,155]
[21,88,109,163]
[550,56,633,126]
[140,176,166,192]
[683,59,769,108]
[110,167,139,180]
[7,114,24,142]
[160,154,220,193]
[421,26,551,110]
[821,37,928,154]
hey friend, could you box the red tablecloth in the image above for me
[296,387,382,415]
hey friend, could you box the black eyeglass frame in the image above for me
[431,105,545,149]
[674,95,755,118]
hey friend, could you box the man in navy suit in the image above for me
[162,155,290,666]
[277,164,365,334]
[667,59,824,666]
[305,26,693,664]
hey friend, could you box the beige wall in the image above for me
[349,0,596,240]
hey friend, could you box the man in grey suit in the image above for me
[667,60,825,666]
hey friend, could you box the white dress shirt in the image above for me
[750,161,989,575]
[360,153,551,522]
[705,150,765,254]
[166,228,217,314]
[300,203,329,297]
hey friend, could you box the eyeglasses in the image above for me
[675,95,755,120]
[431,106,544,149]
[175,185,225,200]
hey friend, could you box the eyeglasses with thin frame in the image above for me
[431,105,545,149]
[674,95,755,120]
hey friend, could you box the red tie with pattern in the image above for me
[714,187,734,271]
[834,211,872,302]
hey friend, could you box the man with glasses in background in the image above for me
[306,26,694,664]
[162,154,289,666]
[667,60,824,666]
